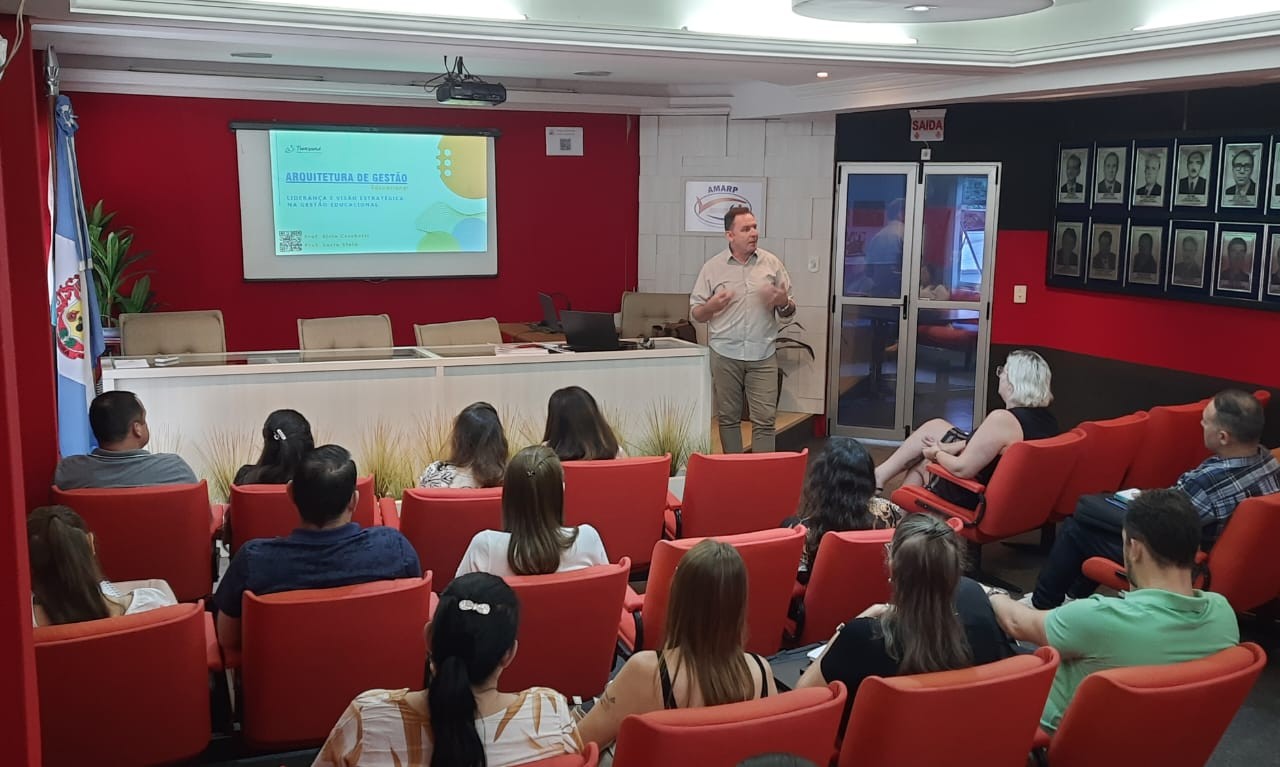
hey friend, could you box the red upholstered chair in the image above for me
[1253,388,1272,410]
[838,647,1059,767]
[563,455,670,570]
[1051,412,1148,523]
[238,576,433,750]
[398,487,503,586]
[1035,643,1265,767]
[1120,400,1210,490]
[890,432,1085,572]
[52,481,216,601]
[620,526,804,656]
[667,450,807,539]
[517,743,600,767]
[611,683,847,767]
[228,475,378,554]
[1082,494,1280,612]
[33,602,212,767]
[502,559,631,699]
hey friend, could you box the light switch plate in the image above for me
[807,254,820,272]
[921,147,932,161]
[1013,285,1027,304]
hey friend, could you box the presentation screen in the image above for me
[234,124,498,280]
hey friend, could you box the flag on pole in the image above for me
[50,94,105,457]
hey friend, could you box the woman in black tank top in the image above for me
[873,350,1059,508]
[574,540,777,748]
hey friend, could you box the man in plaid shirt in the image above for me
[1027,389,1278,609]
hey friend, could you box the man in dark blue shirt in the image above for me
[214,444,421,655]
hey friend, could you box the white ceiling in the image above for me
[8,0,1280,116]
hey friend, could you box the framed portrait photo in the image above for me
[1050,220,1085,280]
[1269,141,1280,214]
[1219,139,1267,212]
[1167,221,1214,294]
[1130,144,1171,210]
[1214,225,1263,298]
[1086,220,1124,284]
[1092,145,1129,206]
[1056,146,1090,206]
[1265,227,1280,302]
[1126,223,1165,287]
[1172,141,1214,210]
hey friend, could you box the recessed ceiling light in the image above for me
[905,4,935,11]
[573,71,612,77]
[230,52,273,59]
[816,71,830,78]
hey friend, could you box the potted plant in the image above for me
[87,200,158,328]
[741,319,817,419]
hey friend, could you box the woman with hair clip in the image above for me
[455,445,607,578]
[235,409,315,485]
[574,539,777,751]
[419,402,509,489]
[873,348,1059,508]
[314,573,583,767]
[542,385,626,461]
[785,437,902,583]
[795,513,1012,715]
[28,505,176,626]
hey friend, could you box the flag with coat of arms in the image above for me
[50,94,105,457]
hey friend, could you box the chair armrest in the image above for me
[209,504,227,539]
[925,463,986,495]
[204,611,224,672]
[665,490,682,511]
[623,585,644,613]
[378,497,400,529]
[1081,556,1128,591]
[663,508,681,539]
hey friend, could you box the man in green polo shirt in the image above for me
[990,488,1238,732]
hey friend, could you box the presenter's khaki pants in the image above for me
[710,350,778,454]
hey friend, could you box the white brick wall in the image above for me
[638,115,836,416]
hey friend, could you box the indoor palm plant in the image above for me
[87,200,158,326]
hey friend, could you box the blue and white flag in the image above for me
[50,94,105,457]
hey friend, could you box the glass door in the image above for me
[827,164,920,441]
[828,162,1000,440]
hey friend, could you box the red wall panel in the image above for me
[68,93,640,351]
[992,230,1280,386]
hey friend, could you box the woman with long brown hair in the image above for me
[575,539,776,749]
[542,386,624,461]
[419,402,508,489]
[796,513,1012,715]
[455,445,607,578]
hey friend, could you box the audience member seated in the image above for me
[214,445,421,654]
[783,437,902,583]
[456,445,607,578]
[314,573,584,767]
[991,489,1240,733]
[543,385,626,461]
[918,263,951,301]
[235,409,315,485]
[1028,389,1280,609]
[873,349,1058,507]
[419,402,508,489]
[795,513,1013,719]
[53,390,197,489]
[575,540,778,751]
[27,505,176,626]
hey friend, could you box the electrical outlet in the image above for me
[1013,285,1027,304]
[807,254,820,272]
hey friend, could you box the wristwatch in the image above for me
[777,297,797,317]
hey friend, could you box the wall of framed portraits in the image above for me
[1049,136,1280,308]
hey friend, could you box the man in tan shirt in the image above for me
[690,206,795,453]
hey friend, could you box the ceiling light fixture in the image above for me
[905,4,935,11]
[816,71,830,78]
[573,70,612,77]
[230,52,273,59]
[1133,2,1280,31]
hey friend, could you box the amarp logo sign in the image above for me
[684,180,766,233]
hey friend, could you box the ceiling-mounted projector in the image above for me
[431,56,507,106]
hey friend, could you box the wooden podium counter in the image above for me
[101,340,711,496]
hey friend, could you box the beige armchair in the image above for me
[297,314,393,351]
[119,310,226,356]
[620,292,692,339]
[414,317,502,346]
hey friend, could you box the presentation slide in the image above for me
[235,125,498,280]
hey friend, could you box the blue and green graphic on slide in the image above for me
[268,129,489,256]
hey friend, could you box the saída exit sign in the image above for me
[909,109,946,142]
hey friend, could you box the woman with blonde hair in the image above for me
[873,349,1059,508]
[575,539,776,749]
[455,445,607,577]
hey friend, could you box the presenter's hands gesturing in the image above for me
[706,288,735,315]
[760,284,790,309]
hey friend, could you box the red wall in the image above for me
[69,93,640,351]
[992,230,1280,387]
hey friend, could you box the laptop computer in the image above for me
[537,292,562,332]
[560,310,637,352]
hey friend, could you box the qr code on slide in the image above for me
[277,230,303,253]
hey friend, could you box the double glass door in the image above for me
[827,163,999,441]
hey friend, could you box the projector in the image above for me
[436,80,507,106]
